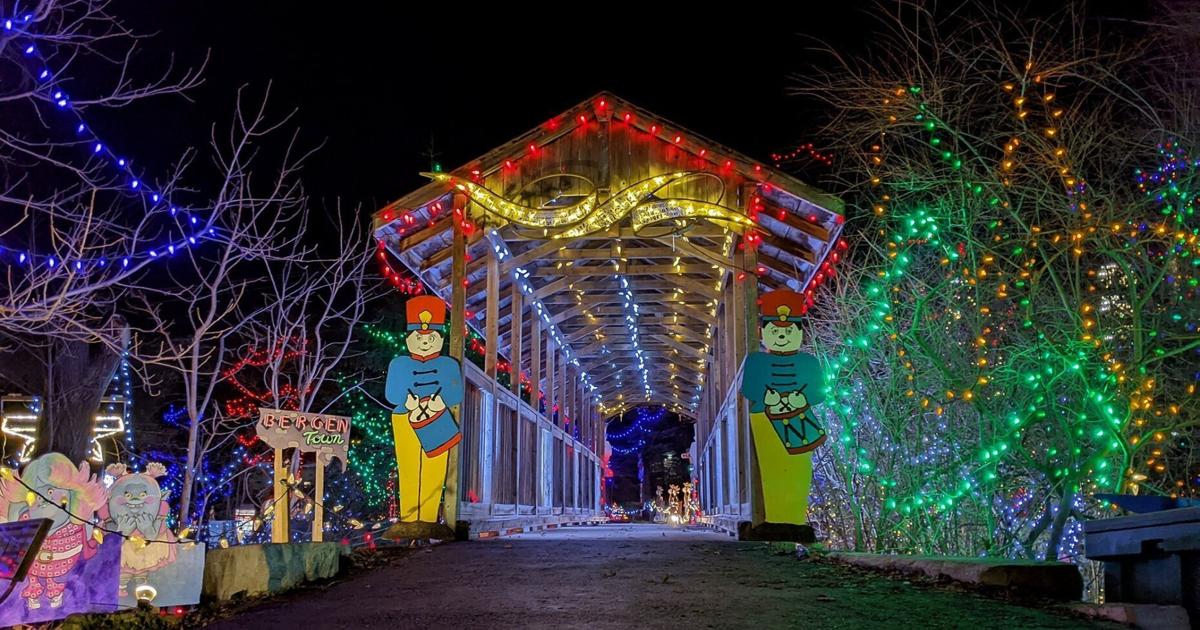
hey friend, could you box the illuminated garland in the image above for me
[339,373,395,513]
[376,244,425,295]
[222,337,310,418]
[424,172,598,228]
[606,406,667,456]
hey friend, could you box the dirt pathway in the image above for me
[206,523,1109,629]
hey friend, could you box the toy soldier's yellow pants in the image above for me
[392,413,448,523]
[750,411,813,524]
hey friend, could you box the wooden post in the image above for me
[742,245,766,527]
[531,316,542,412]
[446,192,468,529]
[732,267,746,370]
[724,262,744,513]
[312,457,325,542]
[580,379,588,447]
[271,448,289,543]
[485,250,501,515]
[593,400,601,452]
[560,359,569,431]
[743,247,760,359]
[485,250,500,380]
[510,282,523,398]
[546,337,556,422]
[566,369,576,436]
[722,286,734,408]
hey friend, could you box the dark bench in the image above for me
[1084,506,1200,623]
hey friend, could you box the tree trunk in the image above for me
[1023,501,1053,560]
[34,337,122,463]
[179,410,201,524]
[1044,489,1075,561]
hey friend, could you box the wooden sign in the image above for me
[255,409,351,468]
[256,409,351,544]
[740,289,827,531]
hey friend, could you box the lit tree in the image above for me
[798,2,1200,567]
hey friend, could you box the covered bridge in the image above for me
[372,92,844,537]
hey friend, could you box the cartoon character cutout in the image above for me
[0,453,106,610]
[740,289,827,526]
[99,463,175,598]
[385,295,464,523]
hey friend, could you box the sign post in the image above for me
[256,409,351,543]
[313,457,325,542]
[272,448,288,543]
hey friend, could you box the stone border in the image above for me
[826,551,1084,601]
[1069,603,1191,629]
[202,542,344,602]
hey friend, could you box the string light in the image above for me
[771,143,834,168]
[0,12,213,273]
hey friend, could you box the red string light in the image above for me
[771,143,834,168]
[799,238,850,315]
[376,242,425,295]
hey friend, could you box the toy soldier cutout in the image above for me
[740,289,827,529]
[385,296,464,523]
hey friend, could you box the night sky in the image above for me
[100,2,879,215]
[92,2,1152,218]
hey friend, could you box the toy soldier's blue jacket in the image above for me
[385,354,464,456]
[741,351,827,454]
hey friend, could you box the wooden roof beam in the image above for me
[534,263,720,277]
[664,324,715,346]
[504,225,730,241]
[761,198,832,242]
[422,230,488,271]
[756,230,819,266]
[500,239,570,275]
[390,216,454,255]
[535,278,718,299]
[647,334,711,361]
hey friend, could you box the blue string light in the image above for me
[161,404,189,428]
[1,11,213,273]
[606,406,668,455]
[116,350,135,455]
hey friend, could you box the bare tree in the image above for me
[132,89,321,523]
[0,0,204,460]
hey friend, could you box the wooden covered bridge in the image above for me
[372,92,844,538]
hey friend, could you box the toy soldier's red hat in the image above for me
[758,289,805,326]
[406,296,446,334]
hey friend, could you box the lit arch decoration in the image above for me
[423,171,756,238]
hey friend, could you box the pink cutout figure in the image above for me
[0,454,106,610]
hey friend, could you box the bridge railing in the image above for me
[456,361,602,530]
[695,362,754,533]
